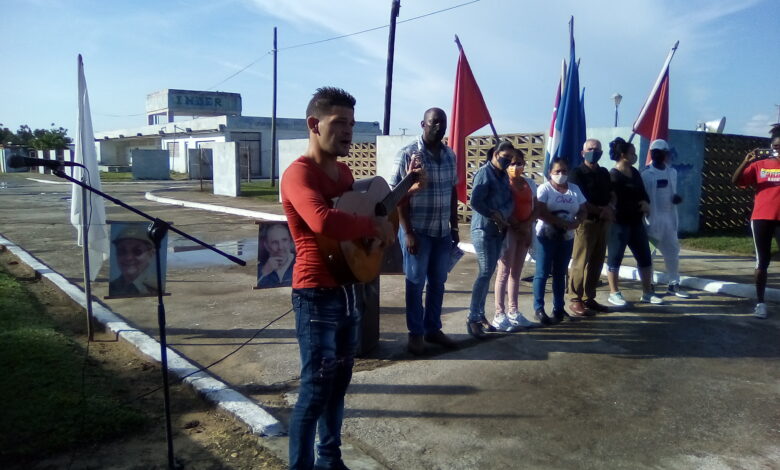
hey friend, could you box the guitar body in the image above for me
[316,176,399,284]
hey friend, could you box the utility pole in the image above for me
[382,0,400,136]
[271,27,278,187]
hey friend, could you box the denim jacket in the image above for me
[469,161,514,237]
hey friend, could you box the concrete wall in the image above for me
[585,127,705,233]
[131,149,170,180]
[277,139,309,201]
[376,135,416,182]
[212,142,240,197]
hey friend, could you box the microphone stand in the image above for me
[53,167,245,470]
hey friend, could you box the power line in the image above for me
[208,0,480,87]
[93,1,481,116]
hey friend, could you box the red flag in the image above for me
[633,41,678,165]
[449,38,492,202]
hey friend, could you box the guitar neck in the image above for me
[378,172,416,215]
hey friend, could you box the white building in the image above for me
[96,89,381,178]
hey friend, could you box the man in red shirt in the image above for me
[281,87,395,470]
[732,127,780,319]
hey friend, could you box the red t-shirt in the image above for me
[738,158,780,220]
[281,156,377,288]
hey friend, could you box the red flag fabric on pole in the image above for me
[632,41,678,165]
[449,36,493,203]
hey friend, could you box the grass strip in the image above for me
[239,180,280,202]
[0,270,147,461]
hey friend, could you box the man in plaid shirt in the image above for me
[390,107,460,356]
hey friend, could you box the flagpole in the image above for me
[80,181,95,341]
[454,35,498,141]
[628,40,679,144]
[77,55,96,342]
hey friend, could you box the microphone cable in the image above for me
[124,306,293,405]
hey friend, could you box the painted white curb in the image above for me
[146,191,286,221]
[0,234,284,437]
[146,192,777,303]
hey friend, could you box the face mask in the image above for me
[651,149,667,167]
[583,149,603,164]
[496,156,512,170]
[551,174,567,184]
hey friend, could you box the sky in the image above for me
[2,0,779,140]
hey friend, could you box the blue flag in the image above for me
[547,17,586,175]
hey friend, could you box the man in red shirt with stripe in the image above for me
[281,87,395,470]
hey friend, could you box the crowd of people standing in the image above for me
[281,88,777,468]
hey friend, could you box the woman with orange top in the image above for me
[492,149,539,329]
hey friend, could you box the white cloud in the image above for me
[742,113,775,137]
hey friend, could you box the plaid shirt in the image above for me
[390,137,458,237]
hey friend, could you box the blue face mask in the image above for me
[583,149,603,164]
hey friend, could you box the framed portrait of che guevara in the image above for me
[106,221,168,299]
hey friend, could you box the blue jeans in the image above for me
[533,234,574,312]
[398,226,451,336]
[289,286,361,470]
[607,221,652,271]
[468,228,504,322]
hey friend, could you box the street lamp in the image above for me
[612,93,622,127]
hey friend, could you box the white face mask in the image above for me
[551,174,567,184]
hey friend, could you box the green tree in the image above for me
[0,124,72,150]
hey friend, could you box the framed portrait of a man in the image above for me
[107,221,168,298]
[256,221,295,289]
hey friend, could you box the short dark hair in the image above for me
[306,87,356,119]
[550,157,568,170]
[770,123,780,139]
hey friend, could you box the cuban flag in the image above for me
[547,17,586,175]
[544,59,565,176]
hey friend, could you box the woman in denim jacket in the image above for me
[467,141,515,339]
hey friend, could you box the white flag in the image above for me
[70,54,109,281]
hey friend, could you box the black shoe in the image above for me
[467,321,487,339]
[550,308,567,324]
[314,461,350,470]
[479,315,497,332]
[535,309,551,326]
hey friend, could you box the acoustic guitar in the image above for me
[316,159,421,284]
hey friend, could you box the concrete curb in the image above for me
[146,191,778,303]
[0,233,285,437]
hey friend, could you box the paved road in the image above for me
[1,173,778,469]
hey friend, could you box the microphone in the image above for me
[8,156,85,170]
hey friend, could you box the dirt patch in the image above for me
[1,250,287,470]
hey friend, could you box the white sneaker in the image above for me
[608,291,627,307]
[492,314,522,332]
[640,293,664,304]
[667,282,691,298]
[753,303,768,319]
[508,311,539,329]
